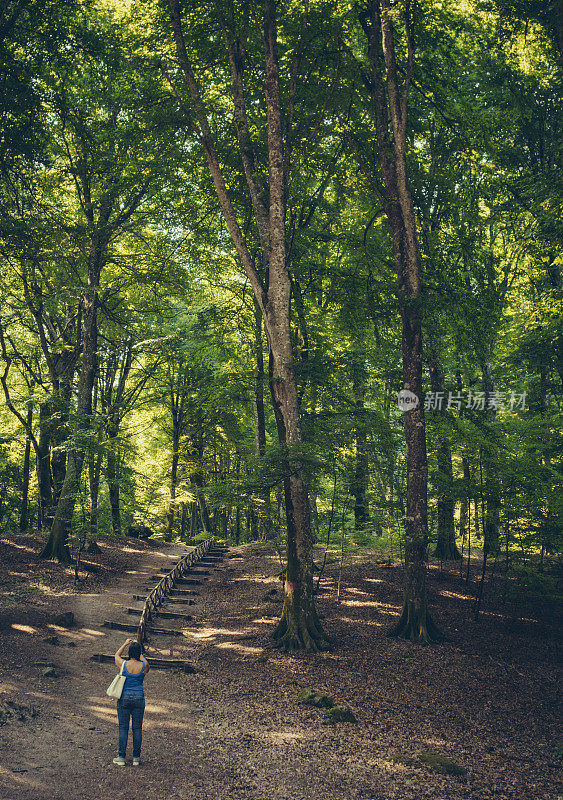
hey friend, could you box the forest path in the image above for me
[0,541,560,800]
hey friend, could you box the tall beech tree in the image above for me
[164,0,331,649]
[348,0,442,641]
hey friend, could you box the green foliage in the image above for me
[0,0,558,608]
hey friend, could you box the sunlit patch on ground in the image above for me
[342,599,392,608]
[215,641,264,655]
[11,624,39,634]
[345,586,372,597]
[0,764,46,793]
[0,540,36,553]
[438,589,472,600]
[184,626,251,641]
[336,616,385,626]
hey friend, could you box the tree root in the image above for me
[271,607,331,652]
[433,540,462,560]
[39,537,72,563]
[387,601,445,644]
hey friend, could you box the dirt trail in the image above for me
[0,542,560,800]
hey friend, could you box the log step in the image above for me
[102,620,184,637]
[168,589,198,596]
[147,626,183,636]
[174,578,202,585]
[126,608,193,622]
[186,568,210,575]
[91,654,195,672]
[133,595,195,604]
[103,620,138,633]
[155,610,193,621]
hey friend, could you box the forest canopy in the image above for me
[0,0,560,648]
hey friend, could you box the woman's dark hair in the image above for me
[128,642,142,660]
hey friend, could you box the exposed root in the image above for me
[433,540,462,560]
[387,600,445,644]
[271,605,331,652]
[39,538,73,563]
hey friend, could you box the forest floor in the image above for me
[0,532,560,800]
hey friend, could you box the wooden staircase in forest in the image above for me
[92,540,229,670]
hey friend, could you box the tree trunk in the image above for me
[428,348,460,560]
[89,449,102,540]
[167,422,179,540]
[36,400,53,530]
[482,361,500,556]
[168,0,327,650]
[356,0,441,642]
[351,358,369,533]
[41,285,98,562]
[106,423,122,537]
[253,302,274,541]
[19,402,33,532]
[50,388,71,505]
[268,342,330,651]
[180,501,187,540]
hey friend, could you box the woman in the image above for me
[112,637,150,766]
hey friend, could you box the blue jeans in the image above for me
[117,694,145,758]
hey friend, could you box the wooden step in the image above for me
[91,653,195,673]
[126,608,193,622]
[101,620,184,637]
[102,620,138,633]
[168,589,198,596]
[187,568,210,575]
[155,610,193,621]
[132,595,195,604]
[174,578,202,585]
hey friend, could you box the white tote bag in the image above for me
[106,660,126,699]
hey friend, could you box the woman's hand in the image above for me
[114,637,136,667]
